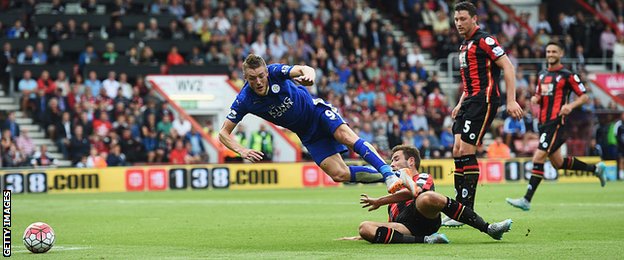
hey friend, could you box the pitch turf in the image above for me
[11,182,624,259]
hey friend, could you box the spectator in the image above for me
[108,20,127,38]
[47,44,66,65]
[93,111,113,137]
[33,42,48,64]
[487,136,512,159]
[156,114,173,135]
[503,116,526,151]
[165,20,185,40]
[2,111,20,138]
[102,71,120,99]
[106,144,127,166]
[169,139,189,164]
[185,128,207,162]
[53,71,70,97]
[130,22,148,41]
[68,125,90,163]
[3,144,27,167]
[86,147,107,168]
[168,0,185,20]
[140,46,159,66]
[145,18,162,40]
[31,144,57,167]
[102,42,119,65]
[142,113,158,162]
[15,129,35,157]
[78,44,98,67]
[17,45,38,64]
[19,70,37,112]
[118,73,133,100]
[166,45,185,66]
[37,70,57,96]
[6,20,26,39]
[85,71,102,97]
[187,46,205,65]
[120,128,143,163]
[172,116,191,136]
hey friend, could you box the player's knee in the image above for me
[358,221,374,237]
[417,192,440,208]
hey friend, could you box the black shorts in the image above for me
[537,121,565,153]
[394,200,441,236]
[452,101,499,146]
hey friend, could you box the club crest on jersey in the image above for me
[271,84,280,93]
[485,37,495,45]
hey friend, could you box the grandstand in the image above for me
[0,0,621,168]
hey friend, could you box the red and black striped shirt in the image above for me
[535,64,586,124]
[458,27,505,104]
[388,173,435,222]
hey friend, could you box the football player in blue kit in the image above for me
[219,54,402,191]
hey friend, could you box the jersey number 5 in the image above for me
[463,120,472,133]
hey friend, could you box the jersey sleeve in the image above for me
[478,36,506,61]
[568,73,587,96]
[226,95,248,124]
[267,63,294,81]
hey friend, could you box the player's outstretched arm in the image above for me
[496,55,523,119]
[289,65,316,86]
[219,120,264,162]
[360,191,414,212]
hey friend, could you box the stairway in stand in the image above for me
[0,90,72,167]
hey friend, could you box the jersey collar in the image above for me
[466,26,480,40]
[548,64,564,72]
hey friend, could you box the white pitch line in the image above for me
[13,246,91,253]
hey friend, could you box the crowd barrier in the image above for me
[0,157,616,194]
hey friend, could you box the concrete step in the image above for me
[15,118,33,125]
[32,139,53,146]
[0,104,19,111]
[46,145,58,152]
[28,131,45,138]
[21,124,40,132]
[56,160,72,167]
[15,111,25,117]
[49,152,63,159]
[0,97,14,104]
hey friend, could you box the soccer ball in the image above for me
[23,222,55,253]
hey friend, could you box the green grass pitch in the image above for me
[11,182,624,259]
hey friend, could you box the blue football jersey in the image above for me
[227,64,319,137]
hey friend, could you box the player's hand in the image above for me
[239,148,264,162]
[360,194,380,212]
[530,96,540,105]
[506,101,524,120]
[293,75,314,86]
[451,104,461,119]
[559,104,572,116]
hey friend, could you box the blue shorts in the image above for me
[301,104,348,165]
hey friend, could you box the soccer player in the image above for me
[506,41,607,211]
[219,54,401,191]
[340,145,513,244]
[445,1,524,226]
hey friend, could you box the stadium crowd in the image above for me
[0,0,622,168]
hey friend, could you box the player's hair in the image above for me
[243,54,266,72]
[392,145,421,169]
[545,41,564,51]
[454,1,477,17]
